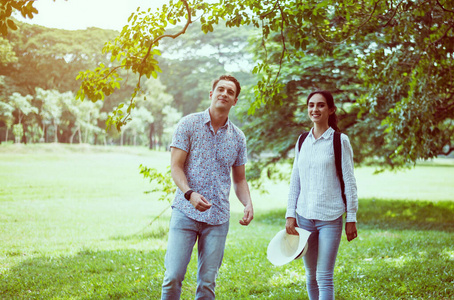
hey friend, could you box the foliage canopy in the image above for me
[2,0,453,171]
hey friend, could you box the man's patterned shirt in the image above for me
[170,108,247,225]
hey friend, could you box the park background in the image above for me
[1,0,454,299]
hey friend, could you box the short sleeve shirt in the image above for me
[170,108,248,225]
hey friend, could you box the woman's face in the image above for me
[307,93,334,126]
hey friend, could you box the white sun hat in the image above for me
[267,227,312,266]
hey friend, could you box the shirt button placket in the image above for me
[212,135,217,176]
[308,138,316,188]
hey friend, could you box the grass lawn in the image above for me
[0,144,453,299]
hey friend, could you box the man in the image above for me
[161,75,254,300]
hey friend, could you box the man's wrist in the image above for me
[184,189,194,200]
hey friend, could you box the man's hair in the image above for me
[211,75,241,98]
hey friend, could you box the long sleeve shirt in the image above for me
[286,127,358,222]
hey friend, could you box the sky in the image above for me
[18,0,172,31]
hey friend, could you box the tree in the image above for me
[0,0,38,36]
[8,91,38,143]
[0,21,136,143]
[136,78,181,149]
[121,106,154,146]
[158,21,257,115]
[0,75,14,142]
[36,88,70,143]
[354,1,454,165]
[2,21,119,95]
[0,36,16,64]
[60,94,104,144]
[76,0,454,171]
[0,99,14,142]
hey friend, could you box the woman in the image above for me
[285,90,358,300]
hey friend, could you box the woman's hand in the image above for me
[345,222,357,242]
[285,217,299,235]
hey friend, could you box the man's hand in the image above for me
[239,204,253,226]
[285,217,299,235]
[345,222,357,242]
[189,192,212,212]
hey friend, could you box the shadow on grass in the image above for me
[254,199,454,232]
[0,249,165,299]
[226,201,454,300]
[2,204,453,300]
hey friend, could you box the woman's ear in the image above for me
[329,106,336,115]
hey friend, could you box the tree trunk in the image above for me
[149,123,155,149]
[40,124,45,143]
[69,125,79,144]
[54,121,58,143]
[84,127,89,144]
[78,127,82,144]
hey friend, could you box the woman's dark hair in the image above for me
[306,90,340,132]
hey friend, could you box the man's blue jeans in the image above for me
[296,214,343,300]
[161,208,229,300]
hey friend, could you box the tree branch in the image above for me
[382,0,405,28]
[139,0,192,73]
[274,1,287,85]
[435,98,454,118]
[419,23,454,57]
[88,0,192,92]
[441,146,454,156]
[261,19,268,60]
[436,0,454,14]
[259,1,280,20]
[121,0,193,126]
[431,24,454,46]
[319,0,382,45]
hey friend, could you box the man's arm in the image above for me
[232,164,253,226]
[170,147,211,212]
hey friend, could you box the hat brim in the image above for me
[267,227,311,266]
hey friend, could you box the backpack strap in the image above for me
[298,131,347,208]
[298,132,309,152]
[333,132,347,207]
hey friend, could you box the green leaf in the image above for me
[6,19,17,30]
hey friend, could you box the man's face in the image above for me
[209,80,238,111]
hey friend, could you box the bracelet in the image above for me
[184,189,194,201]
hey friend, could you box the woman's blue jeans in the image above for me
[161,208,229,300]
[296,214,343,300]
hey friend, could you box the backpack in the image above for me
[297,131,347,207]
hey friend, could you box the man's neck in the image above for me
[209,107,229,133]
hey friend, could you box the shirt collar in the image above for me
[308,127,334,140]
[203,108,211,125]
[203,108,230,128]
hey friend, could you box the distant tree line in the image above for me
[1,0,453,175]
[0,20,252,148]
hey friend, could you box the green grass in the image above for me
[0,144,453,299]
